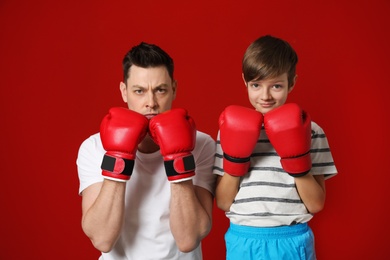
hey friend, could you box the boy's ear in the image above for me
[242,73,247,86]
[288,74,298,93]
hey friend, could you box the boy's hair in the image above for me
[242,35,298,87]
[122,42,174,83]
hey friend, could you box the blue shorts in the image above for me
[225,222,316,260]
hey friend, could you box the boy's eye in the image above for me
[251,83,259,88]
[273,84,282,89]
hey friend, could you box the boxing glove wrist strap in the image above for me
[281,151,312,177]
[223,154,251,177]
[223,153,250,163]
[101,154,134,177]
[164,154,195,180]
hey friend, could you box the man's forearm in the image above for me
[82,180,126,252]
[169,181,212,253]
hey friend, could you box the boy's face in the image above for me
[120,65,177,118]
[245,72,295,114]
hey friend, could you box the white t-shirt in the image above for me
[213,121,337,227]
[77,131,216,260]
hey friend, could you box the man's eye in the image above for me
[156,88,167,93]
[134,89,143,94]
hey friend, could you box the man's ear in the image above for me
[288,74,298,93]
[119,82,128,103]
[172,80,177,100]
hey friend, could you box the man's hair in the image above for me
[242,35,298,87]
[122,42,174,83]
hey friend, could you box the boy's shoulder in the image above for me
[310,121,323,133]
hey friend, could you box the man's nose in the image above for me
[146,92,157,109]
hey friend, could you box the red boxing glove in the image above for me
[219,105,263,177]
[264,103,312,177]
[100,107,149,182]
[149,108,196,182]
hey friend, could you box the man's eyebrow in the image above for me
[129,84,144,88]
[155,83,169,88]
[129,83,169,89]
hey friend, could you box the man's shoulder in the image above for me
[79,132,103,152]
[195,130,215,143]
[193,130,215,157]
[83,132,100,141]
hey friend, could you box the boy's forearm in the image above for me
[295,174,326,214]
[215,174,240,212]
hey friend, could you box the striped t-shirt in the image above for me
[213,121,337,227]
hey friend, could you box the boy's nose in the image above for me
[261,89,271,100]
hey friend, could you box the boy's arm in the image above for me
[215,105,263,211]
[215,175,240,212]
[295,174,326,213]
[263,103,328,213]
[264,103,312,177]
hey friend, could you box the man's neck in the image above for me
[138,135,160,154]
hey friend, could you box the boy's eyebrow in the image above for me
[250,78,287,83]
[272,80,287,83]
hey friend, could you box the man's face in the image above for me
[120,65,176,118]
[245,72,295,114]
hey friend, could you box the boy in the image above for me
[213,35,337,259]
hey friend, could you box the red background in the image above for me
[1,0,389,259]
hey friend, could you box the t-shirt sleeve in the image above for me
[192,132,217,195]
[310,122,338,180]
[76,134,104,195]
[212,130,224,177]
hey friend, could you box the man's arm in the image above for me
[149,109,215,252]
[169,182,214,252]
[81,180,126,253]
[80,107,148,252]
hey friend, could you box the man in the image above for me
[77,42,216,259]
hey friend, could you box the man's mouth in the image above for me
[144,113,157,119]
